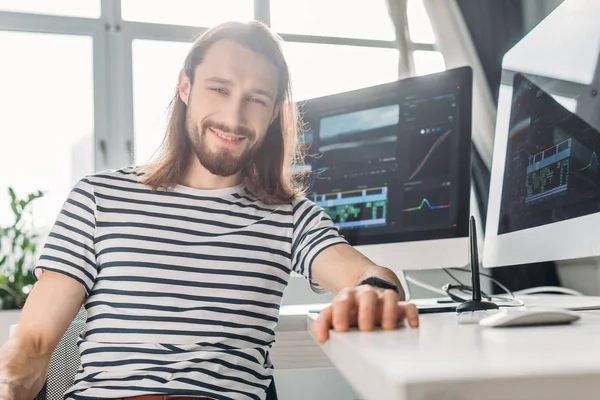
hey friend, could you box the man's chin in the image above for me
[196,155,246,177]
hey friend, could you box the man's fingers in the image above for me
[332,288,355,333]
[397,302,420,328]
[311,306,333,344]
[357,287,378,331]
[380,290,399,330]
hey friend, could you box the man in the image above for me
[0,21,418,400]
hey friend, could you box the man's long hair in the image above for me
[143,21,305,204]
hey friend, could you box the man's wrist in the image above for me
[357,276,400,293]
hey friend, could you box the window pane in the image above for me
[132,40,191,165]
[0,32,94,230]
[407,0,436,44]
[0,0,100,18]
[122,0,253,27]
[284,43,399,101]
[271,0,395,41]
[413,50,446,76]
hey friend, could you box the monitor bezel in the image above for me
[298,66,473,247]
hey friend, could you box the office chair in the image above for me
[34,307,86,400]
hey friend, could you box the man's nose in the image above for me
[220,96,247,130]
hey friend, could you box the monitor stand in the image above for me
[456,216,499,314]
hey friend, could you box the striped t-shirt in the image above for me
[34,166,347,400]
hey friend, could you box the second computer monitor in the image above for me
[483,0,600,268]
[299,66,473,270]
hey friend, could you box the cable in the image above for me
[404,275,448,297]
[492,296,525,307]
[442,268,525,307]
[514,286,583,296]
[442,269,493,302]
[449,267,516,298]
[442,268,463,286]
[407,268,566,309]
[451,267,582,298]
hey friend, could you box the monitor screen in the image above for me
[299,66,472,246]
[498,73,600,235]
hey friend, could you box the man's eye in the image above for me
[249,97,266,105]
[211,88,228,95]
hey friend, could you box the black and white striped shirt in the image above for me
[34,166,346,400]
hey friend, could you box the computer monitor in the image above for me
[483,0,600,268]
[298,66,473,270]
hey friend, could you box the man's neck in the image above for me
[181,157,243,190]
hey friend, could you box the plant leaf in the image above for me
[10,201,18,217]
[0,256,6,267]
[8,187,16,203]
[21,237,30,251]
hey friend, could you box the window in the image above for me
[0,0,408,224]
[406,0,446,76]
[413,50,446,76]
[270,0,395,41]
[407,0,436,44]
[132,40,191,165]
[121,0,254,26]
[284,42,399,101]
[0,0,100,18]
[0,31,94,229]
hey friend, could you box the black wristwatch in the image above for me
[357,276,400,293]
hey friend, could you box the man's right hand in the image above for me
[0,271,85,400]
[0,334,49,400]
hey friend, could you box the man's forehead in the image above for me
[196,40,279,92]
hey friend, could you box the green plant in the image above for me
[0,188,44,309]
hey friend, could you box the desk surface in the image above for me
[308,297,600,400]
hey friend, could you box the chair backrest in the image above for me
[35,307,86,400]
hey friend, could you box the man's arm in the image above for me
[309,242,405,298]
[0,178,98,399]
[310,243,419,343]
[0,271,86,399]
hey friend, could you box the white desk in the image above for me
[304,296,600,400]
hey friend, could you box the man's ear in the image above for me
[178,70,191,105]
[270,103,281,125]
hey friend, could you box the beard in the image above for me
[186,117,257,177]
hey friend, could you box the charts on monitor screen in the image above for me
[302,67,471,244]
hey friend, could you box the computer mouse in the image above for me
[479,307,580,328]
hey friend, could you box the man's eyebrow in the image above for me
[204,76,274,101]
[204,76,234,85]
[251,88,274,101]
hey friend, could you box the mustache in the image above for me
[202,120,256,140]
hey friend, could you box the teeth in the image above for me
[215,131,242,141]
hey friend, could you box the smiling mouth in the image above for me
[209,127,246,142]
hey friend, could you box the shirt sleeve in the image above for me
[34,178,98,295]
[291,197,348,293]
